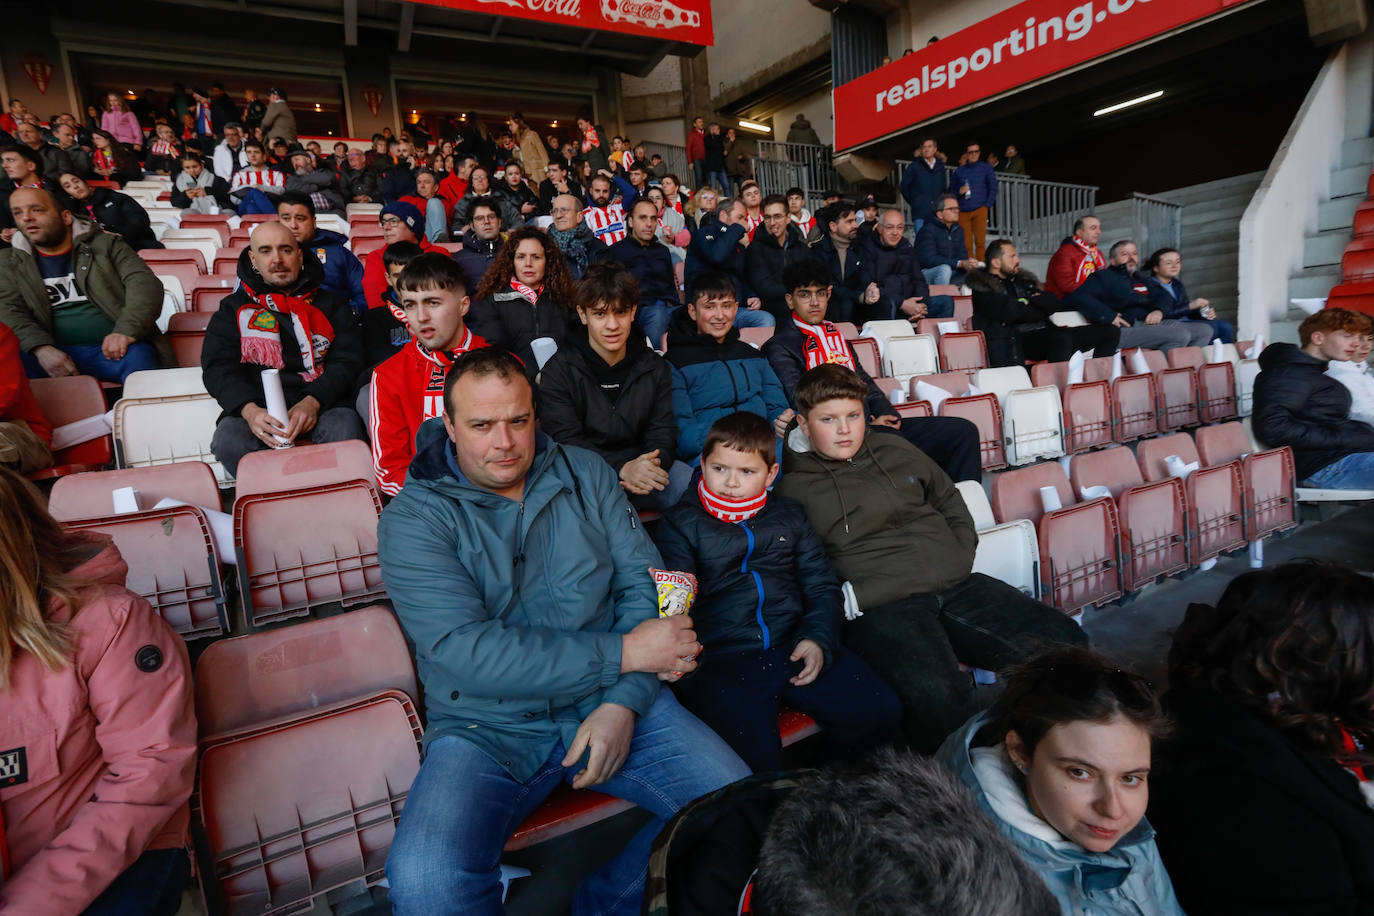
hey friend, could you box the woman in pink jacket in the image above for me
[0,468,197,915]
[100,93,144,148]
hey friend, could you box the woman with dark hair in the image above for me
[936,645,1185,915]
[0,467,196,914]
[467,226,577,379]
[90,129,144,186]
[1150,561,1374,915]
[1145,246,1235,344]
[58,171,162,250]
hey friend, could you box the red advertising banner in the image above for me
[409,0,713,46]
[834,0,1253,151]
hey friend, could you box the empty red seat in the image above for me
[352,237,385,258]
[28,375,113,480]
[169,312,212,367]
[234,480,386,626]
[894,400,933,418]
[914,317,961,336]
[1326,282,1374,318]
[1194,422,1298,541]
[149,261,204,300]
[238,213,277,227]
[953,296,973,329]
[941,392,1007,471]
[1135,348,1196,431]
[1082,356,1159,442]
[1071,447,1187,591]
[235,440,377,499]
[140,247,207,274]
[936,331,987,379]
[213,247,247,274]
[849,337,881,379]
[191,283,235,312]
[1137,433,1246,562]
[1343,247,1374,284]
[1032,362,1113,453]
[177,214,231,245]
[1345,238,1374,256]
[49,461,221,521]
[991,463,1120,613]
[1354,207,1374,240]
[1167,346,1236,422]
[198,692,420,915]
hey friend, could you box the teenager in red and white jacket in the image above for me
[369,253,486,496]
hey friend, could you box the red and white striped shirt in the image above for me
[584,203,628,245]
[230,168,285,195]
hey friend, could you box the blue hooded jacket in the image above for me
[936,713,1186,916]
[305,229,367,315]
[377,419,663,781]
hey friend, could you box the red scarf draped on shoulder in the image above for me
[236,280,336,382]
[1072,237,1105,286]
[793,317,855,372]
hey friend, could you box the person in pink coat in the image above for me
[99,93,144,148]
[0,468,196,915]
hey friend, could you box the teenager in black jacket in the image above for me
[57,172,162,250]
[745,196,813,322]
[1151,561,1374,916]
[537,262,682,509]
[967,240,1117,367]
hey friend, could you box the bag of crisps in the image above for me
[651,568,697,618]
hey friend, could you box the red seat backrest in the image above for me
[140,248,206,274]
[1342,247,1374,284]
[1194,422,1251,467]
[1354,207,1374,240]
[234,440,377,499]
[1069,446,1144,501]
[1136,432,1201,482]
[990,462,1073,527]
[49,461,221,521]
[1167,346,1205,370]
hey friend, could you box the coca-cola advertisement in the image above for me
[410,0,712,45]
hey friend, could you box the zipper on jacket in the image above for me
[739,522,770,649]
[626,507,637,530]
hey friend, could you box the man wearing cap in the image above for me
[284,146,345,214]
[360,200,446,309]
[261,88,297,145]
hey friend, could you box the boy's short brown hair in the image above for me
[702,412,776,468]
[1299,307,1372,346]
[795,364,868,417]
[574,261,639,316]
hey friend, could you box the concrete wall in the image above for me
[787,88,834,146]
[707,0,830,100]
[896,0,1010,51]
[1,11,80,121]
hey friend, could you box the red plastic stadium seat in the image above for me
[739,326,775,348]
[234,480,386,626]
[936,331,987,379]
[63,505,226,639]
[238,213,277,227]
[894,400,933,418]
[835,321,860,340]
[1194,422,1298,541]
[1167,346,1235,422]
[1343,247,1374,284]
[1137,433,1246,562]
[228,226,254,245]
[141,247,207,274]
[352,237,385,258]
[169,312,213,368]
[941,392,1007,471]
[849,337,881,378]
[49,461,221,521]
[150,261,205,299]
[87,179,120,189]
[1326,282,1374,319]
[195,605,417,739]
[1345,238,1374,256]
[28,375,113,480]
[197,692,420,916]
[915,317,959,336]
[1368,170,1374,200]
[213,247,247,274]
[178,214,232,246]
[990,463,1120,613]
[1354,207,1374,240]
[1071,447,1188,590]
[953,296,973,330]
[192,282,236,312]
[234,440,377,499]
[1032,362,1114,453]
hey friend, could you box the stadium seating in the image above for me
[161,230,221,271]
[234,440,375,498]
[1235,357,1261,416]
[974,367,1065,466]
[939,389,1007,471]
[177,214,231,246]
[1342,246,1374,284]
[28,375,113,481]
[956,480,1039,598]
[935,330,987,379]
[849,336,881,379]
[1169,345,1238,422]
[1083,357,1158,442]
[1030,362,1113,453]
[353,237,386,258]
[991,463,1122,614]
[1133,347,1197,431]
[169,312,213,368]
[884,334,940,382]
[1070,447,1188,591]
[141,247,207,274]
[1194,422,1298,541]
[113,391,227,483]
[1137,433,1246,562]
[234,479,386,626]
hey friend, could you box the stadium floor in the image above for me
[177,504,1374,915]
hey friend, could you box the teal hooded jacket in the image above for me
[936,712,1186,916]
[378,417,663,781]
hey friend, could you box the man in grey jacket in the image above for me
[260,87,297,144]
[378,348,749,916]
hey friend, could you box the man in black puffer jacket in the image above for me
[452,200,504,293]
[745,194,815,321]
[537,261,683,508]
[1254,307,1374,487]
[653,410,900,773]
[968,239,1118,367]
[863,207,956,321]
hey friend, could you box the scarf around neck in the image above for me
[698,478,767,523]
[1071,236,1105,285]
[794,317,855,371]
[236,280,335,381]
[550,224,591,275]
[510,277,541,305]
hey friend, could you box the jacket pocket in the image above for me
[0,723,59,800]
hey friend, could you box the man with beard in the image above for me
[583,172,636,246]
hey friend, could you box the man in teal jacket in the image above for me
[379,348,749,916]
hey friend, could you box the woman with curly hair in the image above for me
[0,468,196,914]
[467,226,578,378]
[1150,561,1374,915]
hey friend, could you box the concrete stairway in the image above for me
[1274,135,1374,341]
[1092,172,1266,326]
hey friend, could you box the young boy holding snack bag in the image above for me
[652,411,900,772]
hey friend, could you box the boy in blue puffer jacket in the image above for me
[653,411,900,772]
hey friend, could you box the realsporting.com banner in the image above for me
[833,0,1252,151]
[409,0,713,46]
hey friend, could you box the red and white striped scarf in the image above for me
[150,139,178,158]
[581,127,601,155]
[793,317,855,371]
[790,210,816,235]
[1070,237,1105,286]
[235,282,336,382]
[509,277,541,304]
[698,478,767,523]
[413,327,484,420]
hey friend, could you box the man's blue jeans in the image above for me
[705,171,729,193]
[385,691,749,916]
[691,161,706,190]
[21,341,161,383]
[635,300,676,352]
[733,308,775,329]
[1303,451,1374,489]
[922,264,966,289]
